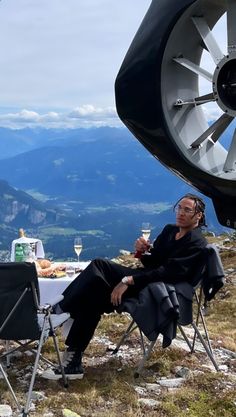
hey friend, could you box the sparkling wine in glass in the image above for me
[141,223,151,241]
[74,237,82,262]
[134,222,151,258]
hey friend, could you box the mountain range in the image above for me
[0,126,229,261]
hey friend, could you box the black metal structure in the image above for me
[115,0,236,229]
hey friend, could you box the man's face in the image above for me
[175,197,202,229]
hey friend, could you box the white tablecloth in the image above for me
[38,261,90,338]
[39,276,74,304]
[38,261,90,304]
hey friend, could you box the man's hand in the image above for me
[135,237,150,253]
[111,282,128,306]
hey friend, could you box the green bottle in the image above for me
[15,243,24,262]
[15,228,26,262]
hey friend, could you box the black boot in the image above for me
[42,349,84,380]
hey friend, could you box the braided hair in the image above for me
[174,193,207,227]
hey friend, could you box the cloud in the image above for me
[0,1,151,110]
[68,105,118,126]
[0,101,224,130]
[69,104,116,118]
[0,105,122,129]
[202,105,223,122]
[12,110,40,123]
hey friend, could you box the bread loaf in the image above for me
[37,259,51,269]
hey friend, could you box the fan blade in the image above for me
[191,114,233,148]
[223,129,236,172]
[192,17,224,64]
[173,57,212,82]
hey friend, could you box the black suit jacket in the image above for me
[132,224,207,289]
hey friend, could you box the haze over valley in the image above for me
[0,126,229,261]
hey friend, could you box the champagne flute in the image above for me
[141,222,151,241]
[134,222,151,258]
[74,237,82,263]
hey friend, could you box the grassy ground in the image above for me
[0,244,236,417]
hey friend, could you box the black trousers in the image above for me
[60,258,142,352]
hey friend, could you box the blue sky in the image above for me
[0,0,225,129]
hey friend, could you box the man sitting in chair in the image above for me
[42,193,207,380]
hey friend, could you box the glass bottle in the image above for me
[15,243,24,262]
[15,228,26,262]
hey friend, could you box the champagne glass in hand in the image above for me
[134,222,151,258]
[141,222,151,241]
[74,237,82,262]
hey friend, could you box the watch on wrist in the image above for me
[121,276,130,285]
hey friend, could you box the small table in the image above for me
[38,261,90,338]
[38,261,90,304]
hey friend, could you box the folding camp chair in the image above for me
[113,244,225,377]
[0,262,70,416]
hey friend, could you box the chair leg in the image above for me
[191,322,219,371]
[48,315,68,388]
[191,288,203,352]
[23,317,50,415]
[178,325,193,351]
[134,340,157,378]
[6,341,11,368]
[199,309,213,353]
[139,329,147,355]
[113,319,137,354]
[12,315,69,416]
[191,289,213,355]
[192,307,213,355]
[112,319,157,377]
[0,363,22,411]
